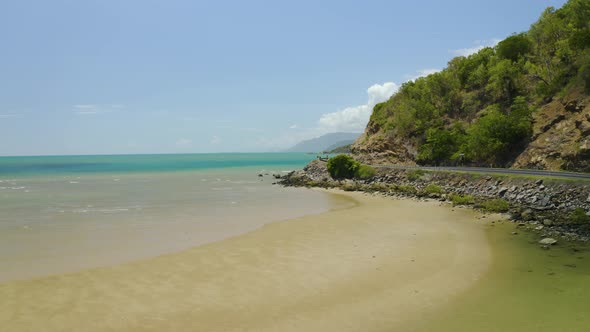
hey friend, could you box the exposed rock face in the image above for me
[513,88,590,172]
[351,132,417,166]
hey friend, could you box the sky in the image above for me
[0,0,568,156]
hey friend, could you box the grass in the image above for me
[450,194,475,206]
[396,185,418,194]
[569,208,590,224]
[407,169,426,181]
[481,198,510,212]
[356,164,377,179]
[424,184,445,195]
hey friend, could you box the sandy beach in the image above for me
[0,191,491,332]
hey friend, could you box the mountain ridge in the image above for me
[286,132,361,153]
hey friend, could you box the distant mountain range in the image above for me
[286,132,361,153]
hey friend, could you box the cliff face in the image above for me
[513,88,590,171]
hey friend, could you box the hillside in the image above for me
[286,132,360,153]
[352,0,590,172]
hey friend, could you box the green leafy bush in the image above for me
[481,199,510,212]
[450,194,475,206]
[355,164,376,179]
[424,184,445,195]
[569,208,590,224]
[327,154,360,179]
[407,169,426,181]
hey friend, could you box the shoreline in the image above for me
[0,170,348,283]
[0,190,492,331]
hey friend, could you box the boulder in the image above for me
[539,238,558,245]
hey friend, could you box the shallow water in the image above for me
[0,154,348,282]
[414,221,590,332]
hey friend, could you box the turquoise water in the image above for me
[0,153,342,282]
[0,153,318,177]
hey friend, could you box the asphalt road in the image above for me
[370,164,590,180]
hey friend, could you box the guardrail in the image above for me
[369,164,590,180]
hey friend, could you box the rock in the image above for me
[535,179,543,185]
[498,187,509,196]
[258,174,263,177]
[543,219,554,226]
[539,238,558,245]
[535,225,544,230]
[521,209,534,221]
[512,232,518,235]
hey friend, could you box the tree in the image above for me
[326,155,360,179]
[497,33,532,62]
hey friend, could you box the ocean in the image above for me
[0,153,344,281]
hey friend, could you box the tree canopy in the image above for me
[368,0,590,166]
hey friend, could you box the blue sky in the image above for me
[0,0,568,155]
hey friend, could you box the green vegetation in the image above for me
[369,0,590,166]
[424,184,445,195]
[406,169,426,181]
[356,164,377,179]
[569,207,590,224]
[396,185,418,194]
[481,198,511,212]
[451,194,476,206]
[327,155,360,179]
[327,154,376,180]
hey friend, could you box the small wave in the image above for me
[69,181,79,184]
[72,207,131,214]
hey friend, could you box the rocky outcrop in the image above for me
[279,162,590,242]
[513,88,590,172]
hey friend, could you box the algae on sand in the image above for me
[413,223,590,332]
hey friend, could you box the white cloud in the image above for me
[318,82,399,133]
[73,104,123,115]
[289,124,298,129]
[452,38,501,57]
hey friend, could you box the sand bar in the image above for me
[0,191,491,331]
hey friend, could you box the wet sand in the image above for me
[0,191,491,331]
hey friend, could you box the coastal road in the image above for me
[369,164,590,180]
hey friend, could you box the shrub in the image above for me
[342,182,362,192]
[407,169,426,181]
[569,208,590,224]
[424,184,444,195]
[355,164,376,179]
[481,198,510,212]
[327,154,360,179]
[451,194,475,206]
[368,183,390,192]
